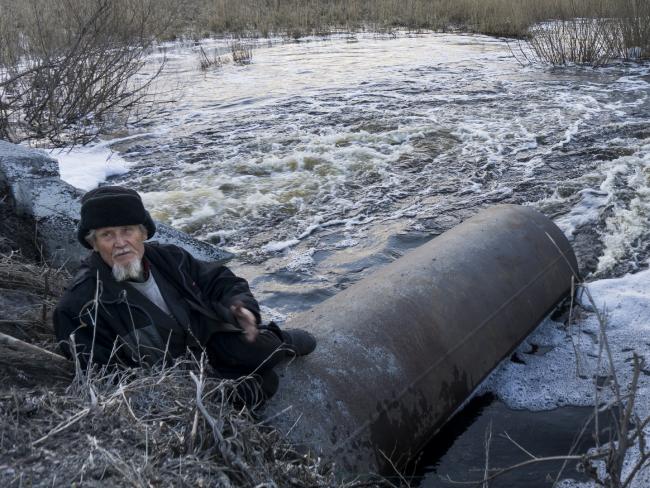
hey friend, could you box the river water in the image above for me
[56,32,650,486]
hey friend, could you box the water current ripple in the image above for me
[103,34,650,317]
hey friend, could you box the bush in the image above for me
[524,0,650,66]
[0,0,178,146]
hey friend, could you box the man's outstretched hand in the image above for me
[230,303,259,343]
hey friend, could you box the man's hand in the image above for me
[230,303,259,343]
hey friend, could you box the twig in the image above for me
[32,407,91,446]
[443,455,589,485]
[500,431,535,460]
[378,450,410,487]
[483,421,492,488]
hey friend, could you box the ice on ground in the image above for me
[484,262,650,486]
[52,143,132,191]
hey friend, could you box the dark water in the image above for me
[413,394,614,488]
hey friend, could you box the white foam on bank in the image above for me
[52,143,132,191]
[483,263,650,486]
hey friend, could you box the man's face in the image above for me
[92,225,147,268]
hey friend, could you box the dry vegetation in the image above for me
[1,354,393,487]
[1,0,649,144]
[0,247,396,487]
[184,0,650,44]
[0,0,178,146]
[0,251,69,349]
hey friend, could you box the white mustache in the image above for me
[113,247,135,258]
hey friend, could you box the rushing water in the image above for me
[96,33,650,316]
[59,32,650,485]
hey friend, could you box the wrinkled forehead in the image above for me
[94,224,145,235]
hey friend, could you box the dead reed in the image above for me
[0,250,69,347]
[198,45,224,71]
[0,353,396,487]
[230,41,254,65]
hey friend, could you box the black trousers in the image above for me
[206,323,286,405]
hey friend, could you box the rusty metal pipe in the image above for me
[267,204,579,474]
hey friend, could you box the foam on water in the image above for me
[53,33,650,286]
[555,188,609,237]
[596,143,650,274]
[484,264,650,485]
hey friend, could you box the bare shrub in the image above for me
[615,0,650,59]
[198,46,224,71]
[526,18,621,66]
[513,0,650,66]
[231,40,253,65]
[0,0,179,146]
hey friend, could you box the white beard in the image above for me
[112,258,144,282]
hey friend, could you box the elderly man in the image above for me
[54,186,315,402]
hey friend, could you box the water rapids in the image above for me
[95,32,650,319]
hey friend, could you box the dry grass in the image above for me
[0,248,395,486]
[181,0,649,41]
[1,354,395,487]
[197,0,546,38]
[0,250,69,348]
[230,41,254,65]
[198,45,225,71]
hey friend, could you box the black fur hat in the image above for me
[77,186,156,249]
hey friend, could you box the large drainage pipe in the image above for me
[268,204,579,474]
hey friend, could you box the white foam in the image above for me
[284,248,315,272]
[52,144,132,191]
[484,264,650,483]
[555,188,609,237]
[488,263,650,406]
[596,148,650,274]
[334,238,359,249]
[262,239,300,252]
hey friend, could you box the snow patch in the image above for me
[53,144,132,191]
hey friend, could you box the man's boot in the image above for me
[281,329,317,356]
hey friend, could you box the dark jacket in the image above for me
[53,242,260,368]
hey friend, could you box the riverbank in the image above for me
[0,193,396,487]
[2,27,649,487]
